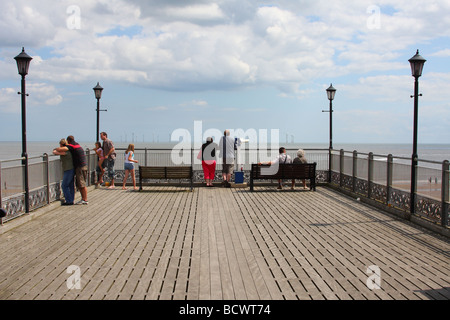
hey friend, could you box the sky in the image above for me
[0,0,449,146]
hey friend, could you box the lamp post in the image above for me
[408,50,426,215]
[93,82,106,142]
[325,84,336,150]
[14,47,33,214]
[324,84,336,183]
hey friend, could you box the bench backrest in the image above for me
[139,166,192,179]
[251,163,316,179]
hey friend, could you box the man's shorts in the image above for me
[106,158,116,179]
[222,159,234,174]
[75,166,88,189]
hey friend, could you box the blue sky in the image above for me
[0,0,449,146]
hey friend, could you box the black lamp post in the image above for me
[93,82,106,142]
[325,84,336,150]
[14,47,33,214]
[323,83,336,183]
[408,50,426,215]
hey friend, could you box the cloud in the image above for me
[1,0,448,94]
[0,83,63,113]
[430,49,450,57]
[0,1,56,47]
[147,106,168,111]
[180,100,208,107]
[341,75,411,102]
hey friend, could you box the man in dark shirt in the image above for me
[54,135,88,205]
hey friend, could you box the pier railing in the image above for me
[1,147,449,231]
[330,149,449,228]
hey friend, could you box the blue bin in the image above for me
[234,171,244,184]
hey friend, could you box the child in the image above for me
[123,144,139,190]
[94,141,106,184]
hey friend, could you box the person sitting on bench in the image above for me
[258,147,292,189]
[292,149,308,189]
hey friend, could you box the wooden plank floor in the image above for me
[0,186,448,300]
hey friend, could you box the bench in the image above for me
[250,163,317,191]
[139,166,193,191]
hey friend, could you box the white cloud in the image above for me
[164,3,226,22]
[0,1,56,47]
[147,106,168,111]
[2,0,448,93]
[430,49,450,57]
[341,75,411,102]
[0,83,63,113]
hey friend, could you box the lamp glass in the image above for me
[93,82,103,99]
[14,47,32,76]
[408,50,426,78]
[326,84,336,101]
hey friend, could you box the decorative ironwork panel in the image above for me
[341,174,353,190]
[389,188,411,212]
[355,178,369,196]
[414,195,441,224]
[447,205,450,227]
[331,172,340,185]
[49,183,61,202]
[29,187,47,210]
[2,194,25,222]
[370,183,387,203]
[316,170,328,184]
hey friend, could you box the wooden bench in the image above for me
[250,163,317,191]
[139,166,193,191]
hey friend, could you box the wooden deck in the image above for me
[0,186,448,301]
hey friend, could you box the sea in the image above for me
[0,141,449,163]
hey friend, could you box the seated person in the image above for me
[292,149,308,189]
[258,147,292,189]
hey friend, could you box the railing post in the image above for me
[339,149,344,188]
[86,148,91,187]
[145,148,148,166]
[44,153,50,205]
[368,152,373,199]
[386,154,393,206]
[328,148,332,183]
[23,154,30,214]
[441,160,449,227]
[352,150,357,193]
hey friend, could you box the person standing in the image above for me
[122,144,139,190]
[53,138,75,205]
[53,135,88,204]
[200,137,218,187]
[100,132,117,189]
[219,130,235,187]
[94,141,106,185]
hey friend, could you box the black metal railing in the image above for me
[1,147,449,230]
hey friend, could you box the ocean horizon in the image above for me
[0,140,449,163]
